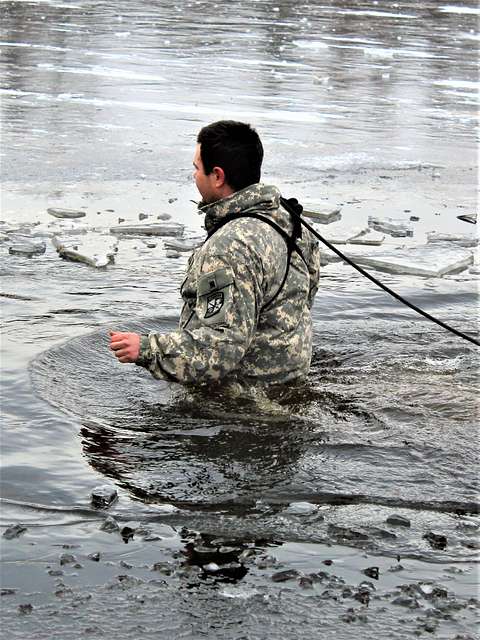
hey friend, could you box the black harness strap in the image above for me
[206,211,307,312]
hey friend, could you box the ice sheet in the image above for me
[426,232,478,248]
[110,223,185,237]
[349,229,385,246]
[8,240,46,256]
[322,223,369,244]
[342,244,473,277]
[368,216,413,237]
[163,237,203,252]
[302,206,342,224]
[47,207,86,219]
[52,234,118,268]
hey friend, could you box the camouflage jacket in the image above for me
[136,183,320,386]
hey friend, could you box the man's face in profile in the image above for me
[193,143,216,204]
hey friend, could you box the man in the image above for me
[110,120,320,386]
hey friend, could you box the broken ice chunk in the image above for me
[426,232,478,248]
[323,223,369,244]
[343,244,473,277]
[47,207,86,219]
[91,486,118,509]
[100,516,120,532]
[3,524,27,539]
[8,241,46,257]
[457,213,477,225]
[110,223,184,237]
[302,206,342,224]
[349,229,385,246]
[368,216,413,237]
[52,234,118,268]
[283,502,319,516]
[319,247,343,265]
[48,221,88,235]
[468,250,480,275]
[163,237,203,252]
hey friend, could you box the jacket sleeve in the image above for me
[135,247,266,384]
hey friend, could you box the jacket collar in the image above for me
[199,183,281,233]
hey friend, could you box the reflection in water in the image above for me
[79,414,308,507]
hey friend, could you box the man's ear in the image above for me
[212,166,226,187]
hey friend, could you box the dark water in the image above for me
[1,1,479,638]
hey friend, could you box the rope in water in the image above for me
[280,198,480,348]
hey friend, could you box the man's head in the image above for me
[193,120,263,204]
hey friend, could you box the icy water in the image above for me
[1,1,479,638]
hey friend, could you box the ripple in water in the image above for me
[30,320,479,516]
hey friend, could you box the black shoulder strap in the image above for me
[206,211,307,312]
[280,196,303,243]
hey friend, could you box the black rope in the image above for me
[280,198,480,348]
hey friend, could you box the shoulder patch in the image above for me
[204,290,225,318]
[197,267,234,325]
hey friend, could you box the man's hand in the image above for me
[109,330,141,363]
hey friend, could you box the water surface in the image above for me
[1,1,479,638]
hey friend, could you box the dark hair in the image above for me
[197,120,263,191]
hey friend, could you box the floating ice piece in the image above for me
[47,207,86,219]
[427,231,478,248]
[221,586,259,599]
[283,502,319,516]
[468,251,480,275]
[100,516,120,533]
[163,237,202,252]
[324,224,369,244]
[320,248,343,265]
[1,225,34,236]
[110,222,184,237]
[386,514,411,527]
[153,504,180,514]
[91,485,118,509]
[302,206,342,224]
[48,220,88,235]
[3,523,27,539]
[349,229,385,246]
[52,234,118,268]
[457,213,477,225]
[343,244,473,277]
[30,228,55,239]
[9,240,46,257]
[368,216,413,237]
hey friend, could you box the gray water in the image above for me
[1,1,479,638]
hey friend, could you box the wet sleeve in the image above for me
[135,250,264,384]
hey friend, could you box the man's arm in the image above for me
[110,236,268,384]
[136,250,265,384]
